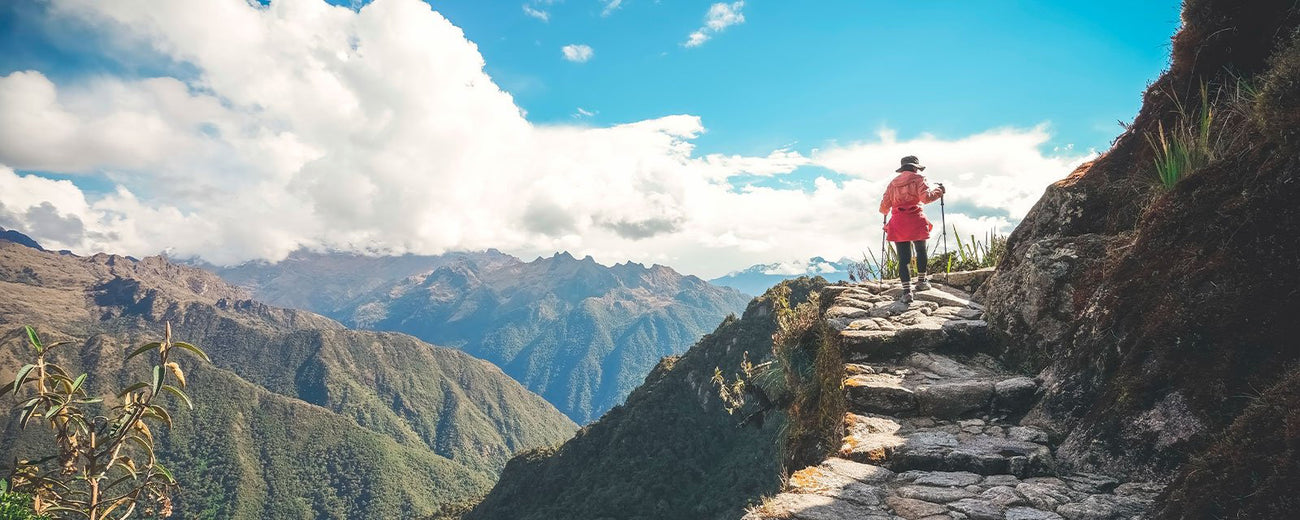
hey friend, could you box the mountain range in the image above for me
[708,256,854,296]
[210,250,752,424]
[0,233,576,518]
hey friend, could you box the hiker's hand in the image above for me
[936,183,946,194]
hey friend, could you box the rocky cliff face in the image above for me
[468,278,827,520]
[979,0,1300,516]
[0,236,576,518]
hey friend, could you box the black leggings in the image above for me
[894,240,928,284]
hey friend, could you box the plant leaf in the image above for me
[18,403,39,428]
[153,462,176,484]
[46,401,66,419]
[125,342,162,361]
[173,341,210,362]
[166,362,186,388]
[116,382,150,399]
[24,326,41,352]
[145,405,172,428]
[12,364,36,392]
[69,373,88,395]
[151,365,163,397]
[161,384,193,410]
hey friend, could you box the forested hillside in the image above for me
[215,250,750,423]
[0,236,575,519]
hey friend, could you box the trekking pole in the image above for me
[939,187,949,283]
[880,214,887,282]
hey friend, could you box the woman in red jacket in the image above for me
[880,155,945,303]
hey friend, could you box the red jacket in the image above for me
[880,171,943,242]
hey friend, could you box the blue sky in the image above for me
[432,1,1180,155]
[0,0,1183,277]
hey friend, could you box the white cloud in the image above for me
[522,4,549,22]
[573,107,596,118]
[812,126,1091,219]
[0,0,1089,278]
[561,43,593,63]
[684,1,745,47]
[601,0,623,17]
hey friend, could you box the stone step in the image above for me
[888,429,1055,477]
[844,363,1039,419]
[839,320,990,361]
[840,414,1055,477]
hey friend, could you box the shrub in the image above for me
[2,324,209,519]
[0,487,51,520]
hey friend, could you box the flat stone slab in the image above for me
[916,380,996,418]
[912,471,984,487]
[846,373,918,415]
[841,413,904,464]
[755,493,893,520]
[886,496,948,519]
[895,485,975,503]
[1006,507,1066,520]
[949,498,1007,520]
[820,457,895,484]
[892,432,1054,477]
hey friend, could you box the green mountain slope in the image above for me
[468,277,828,520]
[214,251,751,424]
[0,239,576,518]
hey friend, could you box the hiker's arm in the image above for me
[879,191,892,215]
[919,179,944,203]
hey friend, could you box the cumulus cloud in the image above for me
[812,126,1089,219]
[0,0,1089,278]
[684,1,745,48]
[561,43,593,63]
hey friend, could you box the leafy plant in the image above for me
[712,285,821,419]
[849,246,901,282]
[2,324,209,519]
[1147,82,1219,189]
[0,486,51,520]
[930,227,1008,273]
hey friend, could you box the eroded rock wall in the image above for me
[980,0,1300,515]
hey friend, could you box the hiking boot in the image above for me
[899,288,914,304]
[914,273,931,291]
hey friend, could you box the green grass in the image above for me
[932,228,1008,273]
[1145,81,1252,190]
[849,228,1007,281]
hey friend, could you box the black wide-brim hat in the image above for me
[896,155,926,172]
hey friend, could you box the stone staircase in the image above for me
[744,281,1163,520]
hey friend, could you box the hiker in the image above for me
[880,155,945,303]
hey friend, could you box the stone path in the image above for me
[744,282,1163,520]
